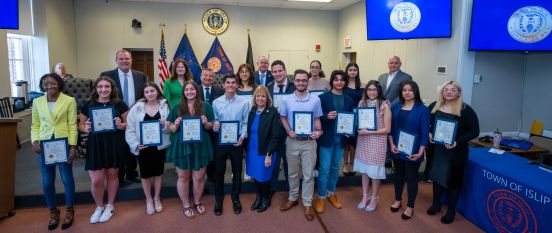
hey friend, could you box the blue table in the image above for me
[457,148,552,233]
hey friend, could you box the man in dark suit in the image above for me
[253,56,274,86]
[199,69,224,105]
[266,60,295,200]
[100,49,147,184]
[377,56,412,105]
[198,68,224,184]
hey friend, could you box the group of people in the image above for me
[31,51,479,231]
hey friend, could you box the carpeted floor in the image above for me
[0,184,483,233]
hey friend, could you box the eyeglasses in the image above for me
[310,66,321,69]
[42,82,58,88]
[294,79,308,83]
[443,88,459,93]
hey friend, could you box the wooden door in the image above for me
[126,49,154,82]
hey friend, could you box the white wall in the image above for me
[73,0,339,80]
[46,0,78,74]
[336,0,467,103]
[0,30,11,97]
[521,54,552,133]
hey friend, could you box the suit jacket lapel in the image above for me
[49,94,67,122]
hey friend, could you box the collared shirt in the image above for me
[212,94,250,139]
[386,70,399,91]
[118,68,136,107]
[280,91,323,128]
[272,78,289,93]
[258,71,268,86]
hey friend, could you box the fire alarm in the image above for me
[315,44,321,52]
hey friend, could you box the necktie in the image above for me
[278,85,284,94]
[260,73,266,85]
[123,73,129,104]
[205,87,211,101]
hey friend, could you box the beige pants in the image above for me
[285,136,317,206]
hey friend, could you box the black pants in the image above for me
[214,144,243,202]
[392,158,421,208]
[431,165,465,212]
[118,148,138,181]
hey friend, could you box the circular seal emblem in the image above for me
[508,6,552,43]
[487,189,537,233]
[389,2,421,33]
[202,8,229,35]
[207,57,222,72]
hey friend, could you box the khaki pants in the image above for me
[285,137,317,206]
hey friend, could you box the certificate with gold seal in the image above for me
[293,111,313,137]
[181,116,202,143]
[140,120,162,146]
[219,121,239,145]
[335,112,355,136]
[41,137,69,165]
[89,106,116,133]
[397,130,416,158]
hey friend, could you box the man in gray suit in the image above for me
[378,56,412,104]
[100,49,148,184]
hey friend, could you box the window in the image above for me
[7,33,34,97]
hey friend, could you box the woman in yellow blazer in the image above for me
[31,73,78,230]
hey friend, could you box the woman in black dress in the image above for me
[342,63,363,176]
[426,81,479,224]
[79,76,128,224]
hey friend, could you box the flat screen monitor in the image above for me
[0,0,19,29]
[366,0,452,40]
[469,0,552,51]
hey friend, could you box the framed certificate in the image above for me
[397,130,416,157]
[433,118,458,145]
[181,116,202,143]
[140,120,162,146]
[293,111,313,137]
[309,90,325,96]
[335,111,355,136]
[356,107,377,131]
[272,93,287,112]
[41,137,69,165]
[219,121,239,145]
[89,106,116,133]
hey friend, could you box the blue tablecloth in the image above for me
[458,148,552,233]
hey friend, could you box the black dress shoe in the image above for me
[214,201,223,216]
[440,210,455,224]
[401,212,412,220]
[257,198,270,213]
[426,205,441,215]
[232,199,242,214]
[127,176,141,183]
[390,203,402,213]
[251,196,261,210]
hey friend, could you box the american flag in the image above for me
[157,29,170,90]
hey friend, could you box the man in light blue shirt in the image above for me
[278,69,323,221]
[211,74,250,216]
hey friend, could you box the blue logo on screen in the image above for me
[390,2,421,33]
[507,6,552,43]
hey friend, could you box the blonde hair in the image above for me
[432,81,463,116]
[252,86,272,108]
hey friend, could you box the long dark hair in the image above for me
[399,80,423,104]
[89,76,121,103]
[308,60,326,78]
[179,81,205,117]
[360,80,386,107]
[138,81,165,102]
[345,62,361,89]
[236,63,255,88]
[170,59,193,82]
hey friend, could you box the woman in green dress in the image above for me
[163,59,193,108]
[167,81,214,219]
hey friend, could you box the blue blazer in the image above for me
[254,70,274,86]
[318,91,355,148]
[390,102,430,161]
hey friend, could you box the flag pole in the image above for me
[184,24,188,34]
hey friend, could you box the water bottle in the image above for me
[492,128,502,149]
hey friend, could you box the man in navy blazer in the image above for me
[100,49,148,184]
[378,56,412,105]
[254,56,274,86]
[198,69,224,105]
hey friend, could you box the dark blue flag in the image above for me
[201,37,234,75]
[171,33,202,83]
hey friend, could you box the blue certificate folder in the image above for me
[432,118,458,145]
[335,111,355,136]
[396,130,418,161]
[355,107,377,131]
[89,106,116,133]
[218,121,240,145]
[41,137,69,166]
[293,111,313,137]
[181,116,202,143]
[140,120,162,146]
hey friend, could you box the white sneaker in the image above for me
[99,204,114,222]
[90,206,105,224]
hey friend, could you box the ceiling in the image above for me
[122,0,361,10]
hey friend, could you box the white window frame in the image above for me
[7,33,35,97]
